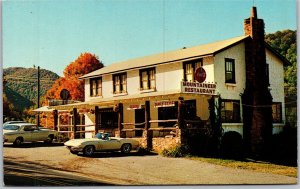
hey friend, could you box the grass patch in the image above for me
[188,156,298,178]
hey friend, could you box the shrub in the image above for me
[161,145,190,158]
[220,131,243,159]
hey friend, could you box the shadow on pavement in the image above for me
[77,151,158,158]
[3,142,64,148]
[3,158,113,186]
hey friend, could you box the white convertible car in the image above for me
[3,123,57,146]
[64,132,140,156]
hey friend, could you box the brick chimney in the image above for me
[242,7,273,156]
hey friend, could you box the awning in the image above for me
[32,106,55,112]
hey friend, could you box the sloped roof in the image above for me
[80,35,250,79]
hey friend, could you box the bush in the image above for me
[161,145,190,158]
[220,131,243,159]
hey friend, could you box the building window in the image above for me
[90,77,102,97]
[113,73,127,94]
[184,100,197,120]
[158,103,178,127]
[225,58,235,83]
[272,102,282,123]
[135,108,145,137]
[96,108,118,128]
[183,59,203,81]
[221,100,240,123]
[140,68,156,90]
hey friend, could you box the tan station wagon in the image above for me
[3,123,57,146]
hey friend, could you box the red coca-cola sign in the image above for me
[194,67,206,83]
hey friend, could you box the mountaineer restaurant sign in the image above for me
[181,67,217,95]
[181,81,217,95]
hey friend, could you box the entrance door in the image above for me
[96,108,118,134]
[135,108,145,137]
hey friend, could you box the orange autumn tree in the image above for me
[41,52,103,127]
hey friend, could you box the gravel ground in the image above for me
[3,143,298,185]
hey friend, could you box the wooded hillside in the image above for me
[3,67,60,111]
[265,29,297,96]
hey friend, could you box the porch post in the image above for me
[53,110,58,131]
[178,97,187,146]
[178,97,185,129]
[95,106,99,134]
[144,100,152,150]
[117,103,124,137]
[72,108,77,139]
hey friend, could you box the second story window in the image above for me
[113,73,127,94]
[90,77,102,97]
[140,68,156,90]
[183,59,203,81]
[225,58,236,84]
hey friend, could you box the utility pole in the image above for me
[37,66,40,127]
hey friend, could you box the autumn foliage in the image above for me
[40,52,103,127]
[44,52,103,102]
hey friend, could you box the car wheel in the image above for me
[83,145,95,156]
[44,135,54,144]
[121,143,132,154]
[13,137,23,146]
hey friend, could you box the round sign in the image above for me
[60,89,70,100]
[194,67,206,83]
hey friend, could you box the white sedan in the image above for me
[64,133,140,156]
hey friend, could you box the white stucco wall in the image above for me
[214,42,246,100]
[266,49,286,123]
[156,62,182,92]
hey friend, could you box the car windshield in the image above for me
[95,133,103,139]
[94,133,110,140]
[3,125,20,130]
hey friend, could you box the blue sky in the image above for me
[3,0,297,76]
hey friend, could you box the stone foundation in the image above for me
[152,136,180,153]
[132,135,180,153]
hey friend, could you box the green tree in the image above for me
[265,30,297,95]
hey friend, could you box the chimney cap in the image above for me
[251,7,257,18]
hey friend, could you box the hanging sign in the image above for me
[154,101,175,108]
[194,67,206,83]
[181,81,217,95]
[127,104,143,110]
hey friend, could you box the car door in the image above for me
[22,125,34,142]
[32,126,48,141]
[101,138,121,150]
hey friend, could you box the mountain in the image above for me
[3,67,60,111]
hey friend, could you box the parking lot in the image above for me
[3,142,297,186]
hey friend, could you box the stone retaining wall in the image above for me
[132,136,180,153]
[152,136,180,153]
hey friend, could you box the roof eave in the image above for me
[265,42,290,66]
[213,35,250,55]
[79,53,214,79]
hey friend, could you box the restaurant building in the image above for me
[52,7,287,153]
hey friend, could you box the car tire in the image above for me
[83,145,95,156]
[44,135,54,144]
[121,143,132,154]
[13,137,23,146]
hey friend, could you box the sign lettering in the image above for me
[154,101,175,108]
[181,81,217,95]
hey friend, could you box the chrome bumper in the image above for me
[66,146,83,152]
